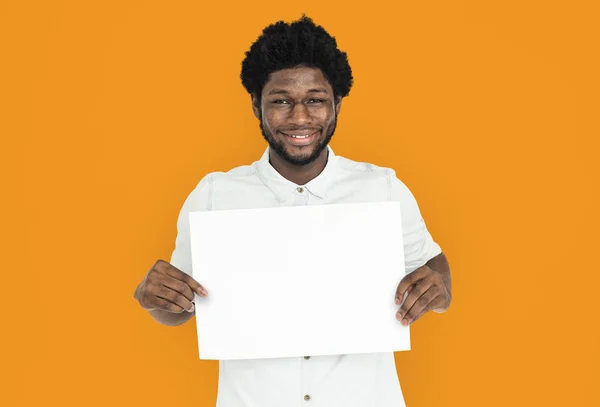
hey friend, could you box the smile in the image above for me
[279,130,320,146]
[281,130,320,138]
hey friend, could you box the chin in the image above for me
[285,144,317,157]
[287,152,316,165]
[283,146,325,166]
[261,123,331,166]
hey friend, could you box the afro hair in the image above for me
[240,15,353,101]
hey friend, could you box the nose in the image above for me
[288,103,311,125]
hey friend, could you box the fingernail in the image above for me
[402,319,408,326]
[188,303,195,313]
[201,288,208,296]
[396,312,402,320]
[394,297,400,305]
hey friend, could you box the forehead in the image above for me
[263,66,333,93]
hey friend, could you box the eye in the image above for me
[308,99,325,104]
[272,99,290,104]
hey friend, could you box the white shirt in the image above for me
[170,146,442,407]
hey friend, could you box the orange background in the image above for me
[2,1,599,406]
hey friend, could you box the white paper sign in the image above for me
[189,201,409,360]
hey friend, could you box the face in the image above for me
[253,66,342,166]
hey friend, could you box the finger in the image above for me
[155,260,208,297]
[149,283,195,313]
[139,287,186,313]
[401,285,438,325]
[177,273,208,298]
[151,296,187,314]
[395,266,428,304]
[411,296,446,324]
[396,278,433,323]
[395,282,417,306]
[160,274,195,302]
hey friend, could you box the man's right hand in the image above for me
[134,259,208,314]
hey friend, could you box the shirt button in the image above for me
[304,356,310,360]
[304,394,311,401]
[297,187,304,193]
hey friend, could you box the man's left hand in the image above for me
[394,264,451,326]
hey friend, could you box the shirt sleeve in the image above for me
[169,175,212,277]
[389,170,442,273]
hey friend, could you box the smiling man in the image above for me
[134,15,452,407]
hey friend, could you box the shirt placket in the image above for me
[301,355,314,405]
[292,186,309,206]
[293,185,313,405]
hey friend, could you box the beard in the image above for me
[259,113,337,166]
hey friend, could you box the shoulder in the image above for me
[335,154,391,175]
[335,154,411,192]
[189,161,259,193]
[180,160,260,210]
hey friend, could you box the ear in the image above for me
[334,96,343,116]
[251,94,261,120]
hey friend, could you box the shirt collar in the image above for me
[255,145,338,202]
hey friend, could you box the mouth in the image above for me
[278,129,320,146]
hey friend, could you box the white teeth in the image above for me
[290,134,309,138]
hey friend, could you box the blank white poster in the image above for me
[189,201,409,360]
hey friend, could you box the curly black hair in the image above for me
[240,15,353,101]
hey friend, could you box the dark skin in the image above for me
[134,259,207,326]
[134,66,452,326]
[253,66,342,185]
[395,252,452,325]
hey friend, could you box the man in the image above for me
[134,15,452,407]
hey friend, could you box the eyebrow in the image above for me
[267,89,290,95]
[307,87,328,94]
[267,87,329,95]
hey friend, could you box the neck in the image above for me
[269,148,329,185]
